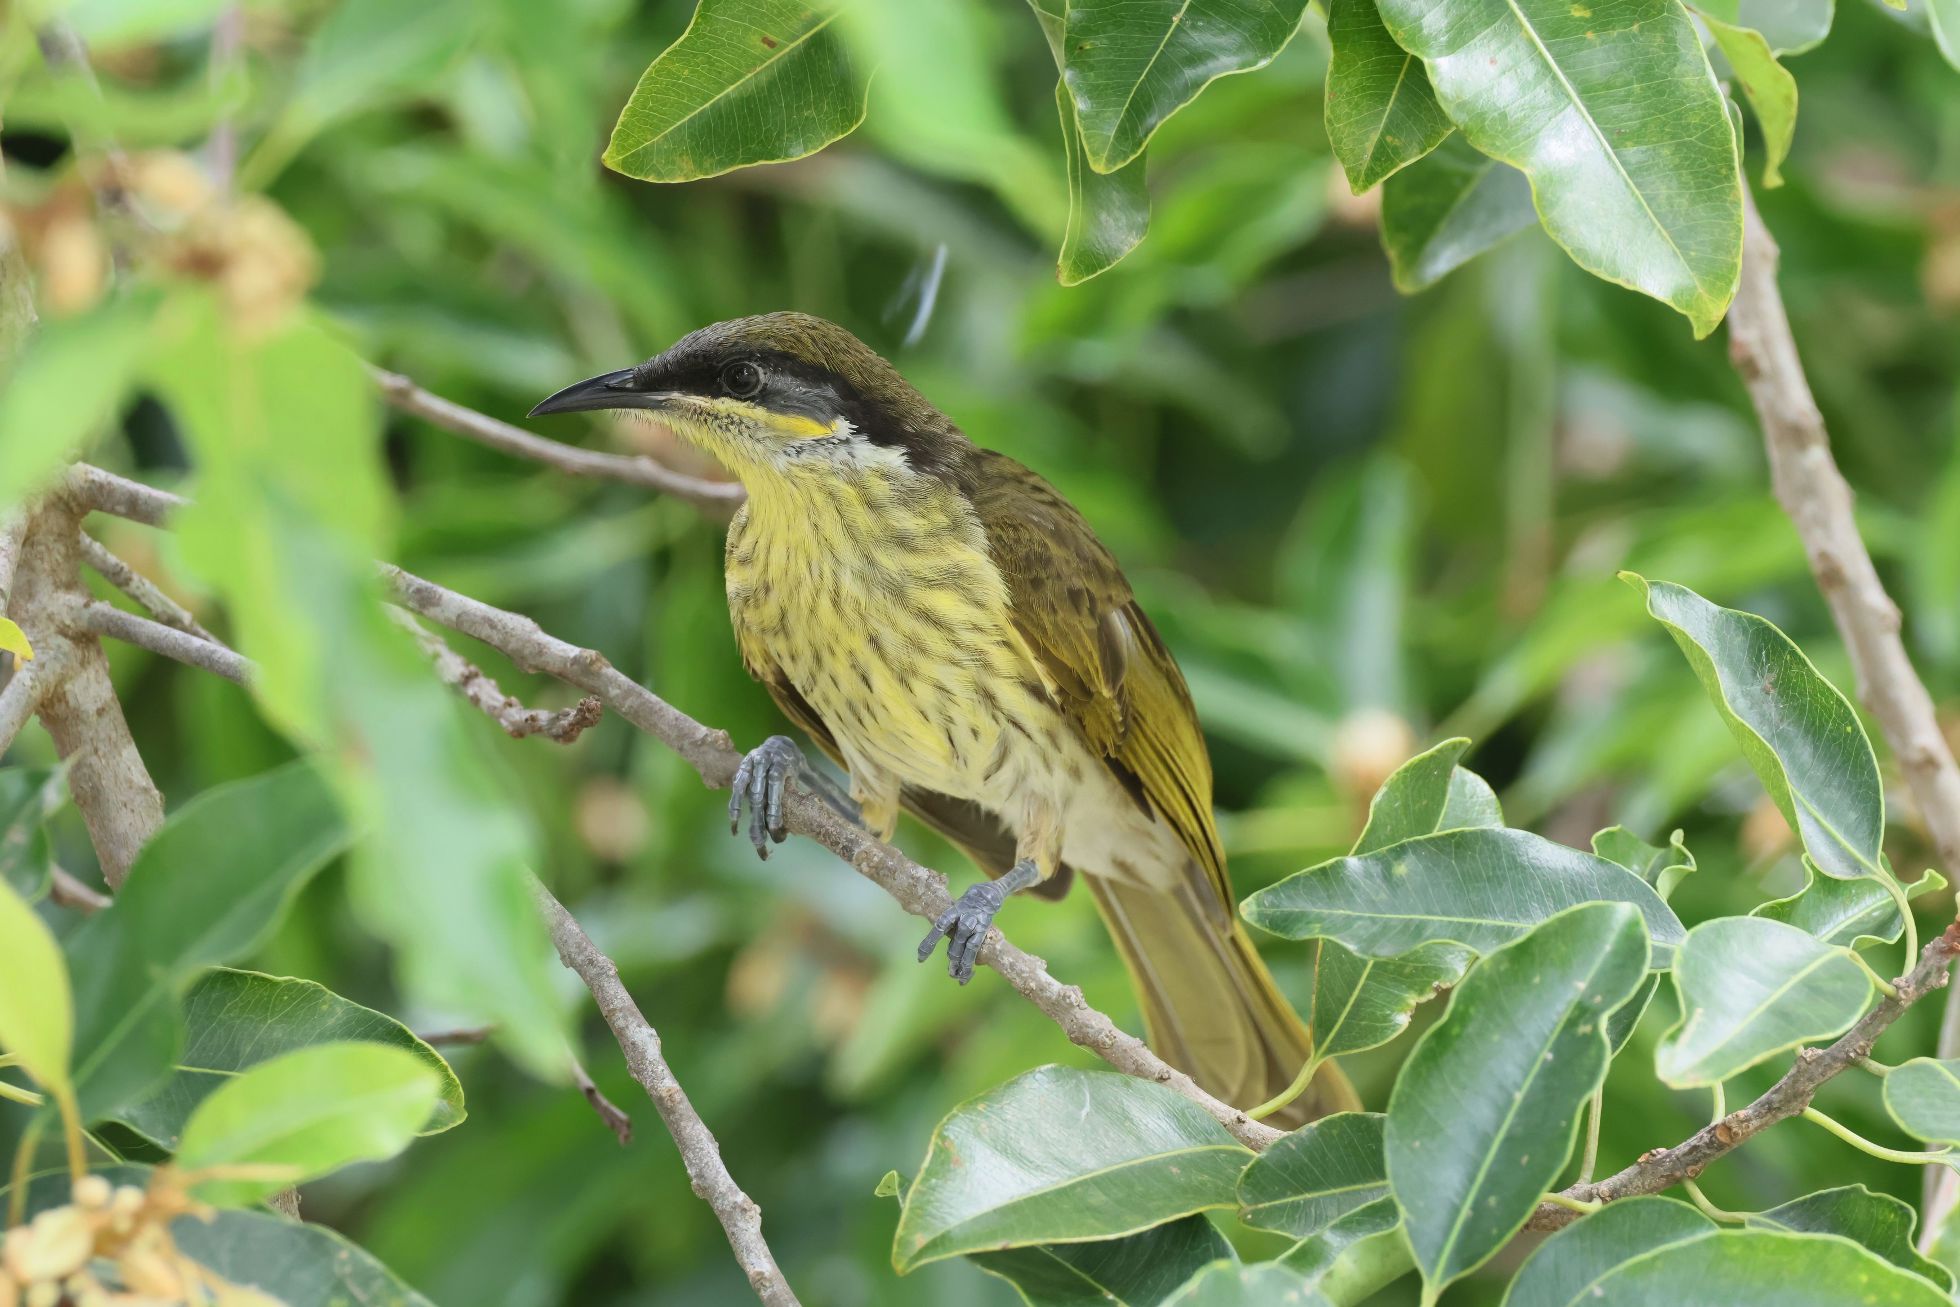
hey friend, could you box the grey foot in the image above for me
[918,858,1041,985]
[729,735,804,858]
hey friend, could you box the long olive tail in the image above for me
[1083,874,1358,1129]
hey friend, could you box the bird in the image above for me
[530,312,1357,1124]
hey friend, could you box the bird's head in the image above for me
[529,312,968,486]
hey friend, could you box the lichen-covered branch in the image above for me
[387,608,601,743]
[74,599,249,684]
[77,531,217,642]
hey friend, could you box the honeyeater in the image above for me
[531,312,1357,1123]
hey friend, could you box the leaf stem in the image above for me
[1711,1083,1725,1123]
[0,1080,43,1107]
[1247,1053,1324,1122]
[1856,1056,1894,1078]
[1801,1107,1955,1166]
[1884,875,1918,980]
[1848,949,1902,1000]
[1682,1178,1747,1224]
[1579,1088,1603,1185]
[1542,1191,1600,1215]
[6,1116,42,1225]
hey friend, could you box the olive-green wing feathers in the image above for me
[970,449,1229,900]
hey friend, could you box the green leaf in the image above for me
[1378,135,1537,293]
[1276,1197,1406,1296]
[970,1215,1232,1307]
[0,618,30,663]
[1351,737,1495,854]
[0,293,154,513]
[1238,1113,1387,1238]
[114,969,464,1150]
[0,768,61,901]
[1055,81,1150,286]
[1387,902,1650,1300]
[1629,576,1885,882]
[1591,826,1697,901]
[1655,917,1872,1087]
[1060,0,1310,173]
[1701,16,1797,188]
[1161,1262,1328,1306]
[1753,866,1945,949]
[875,1170,902,1199]
[0,878,71,1098]
[1518,1227,1948,1305]
[1927,0,1960,72]
[68,761,352,1119]
[177,1206,439,1307]
[1305,940,1469,1070]
[1375,0,1742,335]
[1504,1196,1717,1307]
[176,1041,440,1206]
[604,0,869,182]
[1883,1058,1960,1148]
[1242,827,1685,964]
[1746,1186,1954,1291]
[1324,0,1453,192]
[892,1066,1251,1272]
[1723,0,1834,53]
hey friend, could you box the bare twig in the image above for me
[570,1056,633,1147]
[33,23,141,237]
[49,867,110,914]
[0,643,64,757]
[384,565,1286,1150]
[66,466,185,528]
[74,599,249,684]
[386,608,602,743]
[78,532,217,642]
[1532,922,1960,1229]
[203,5,245,193]
[1730,189,1960,1230]
[415,1025,495,1047]
[368,366,746,512]
[0,512,27,618]
[533,879,795,1306]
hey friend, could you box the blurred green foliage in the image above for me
[2,0,1959,1301]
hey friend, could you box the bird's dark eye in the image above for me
[721,360,765,399]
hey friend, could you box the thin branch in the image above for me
[1729,186,1960,1229]
[367,366,746,512]
[49,867,110,915]
[571,1056,634,1147]
[74,599,249,684]
[532,878,796,1306]
[66,465,186,528]
[0,643,63,757]
[386,608,602,743]
[78,531,218,642]
[0,511,26,618]
[1530,922,1960,1229]
[384,565,1285,1151]
[415,1025,495,1047]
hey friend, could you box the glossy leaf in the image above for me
[1378,134,1536,293]
[1607,975,1661,1054]
[970,1215,1231,1306]
[1375,0,1742,335]
[180,1206,439,1307]
[1324,0,1452,192]
[1160,1262,1328,1306]
[1702,16,1796,188]
[604,0,868,182]
[1592,826,1697,900]
[1055,81,1149,286]
[1746,1186,1953,1291]
[1351,737,1496,854]
[1519,1227,1948,1304]
[1276,1197,1405,1297]
[67,760,352,1118]
[0,878,71,1098]
[893,1066,1250,1272]
[115,969,465,1150]
[1655,917,1872,1088]
[1927,0,1960,72]
[1387,903,1650,1298]
[1060,0,1310,173]
[0,768,60,901]
[0,293,154,513]
[1629,575,1885,882]
[1505,1196,1714,1307]
[1884,1058,1960,1147]
[176,1041,441,1206]
[1753,865,1944,949]
[1238,1113,1387,1238]
[1242,826,1684,964]
[1722,0,1834,53]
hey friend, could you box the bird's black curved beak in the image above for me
[528,369,669,417]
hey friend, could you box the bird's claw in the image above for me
[729,735,802,859]
[918,880,1008,985]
